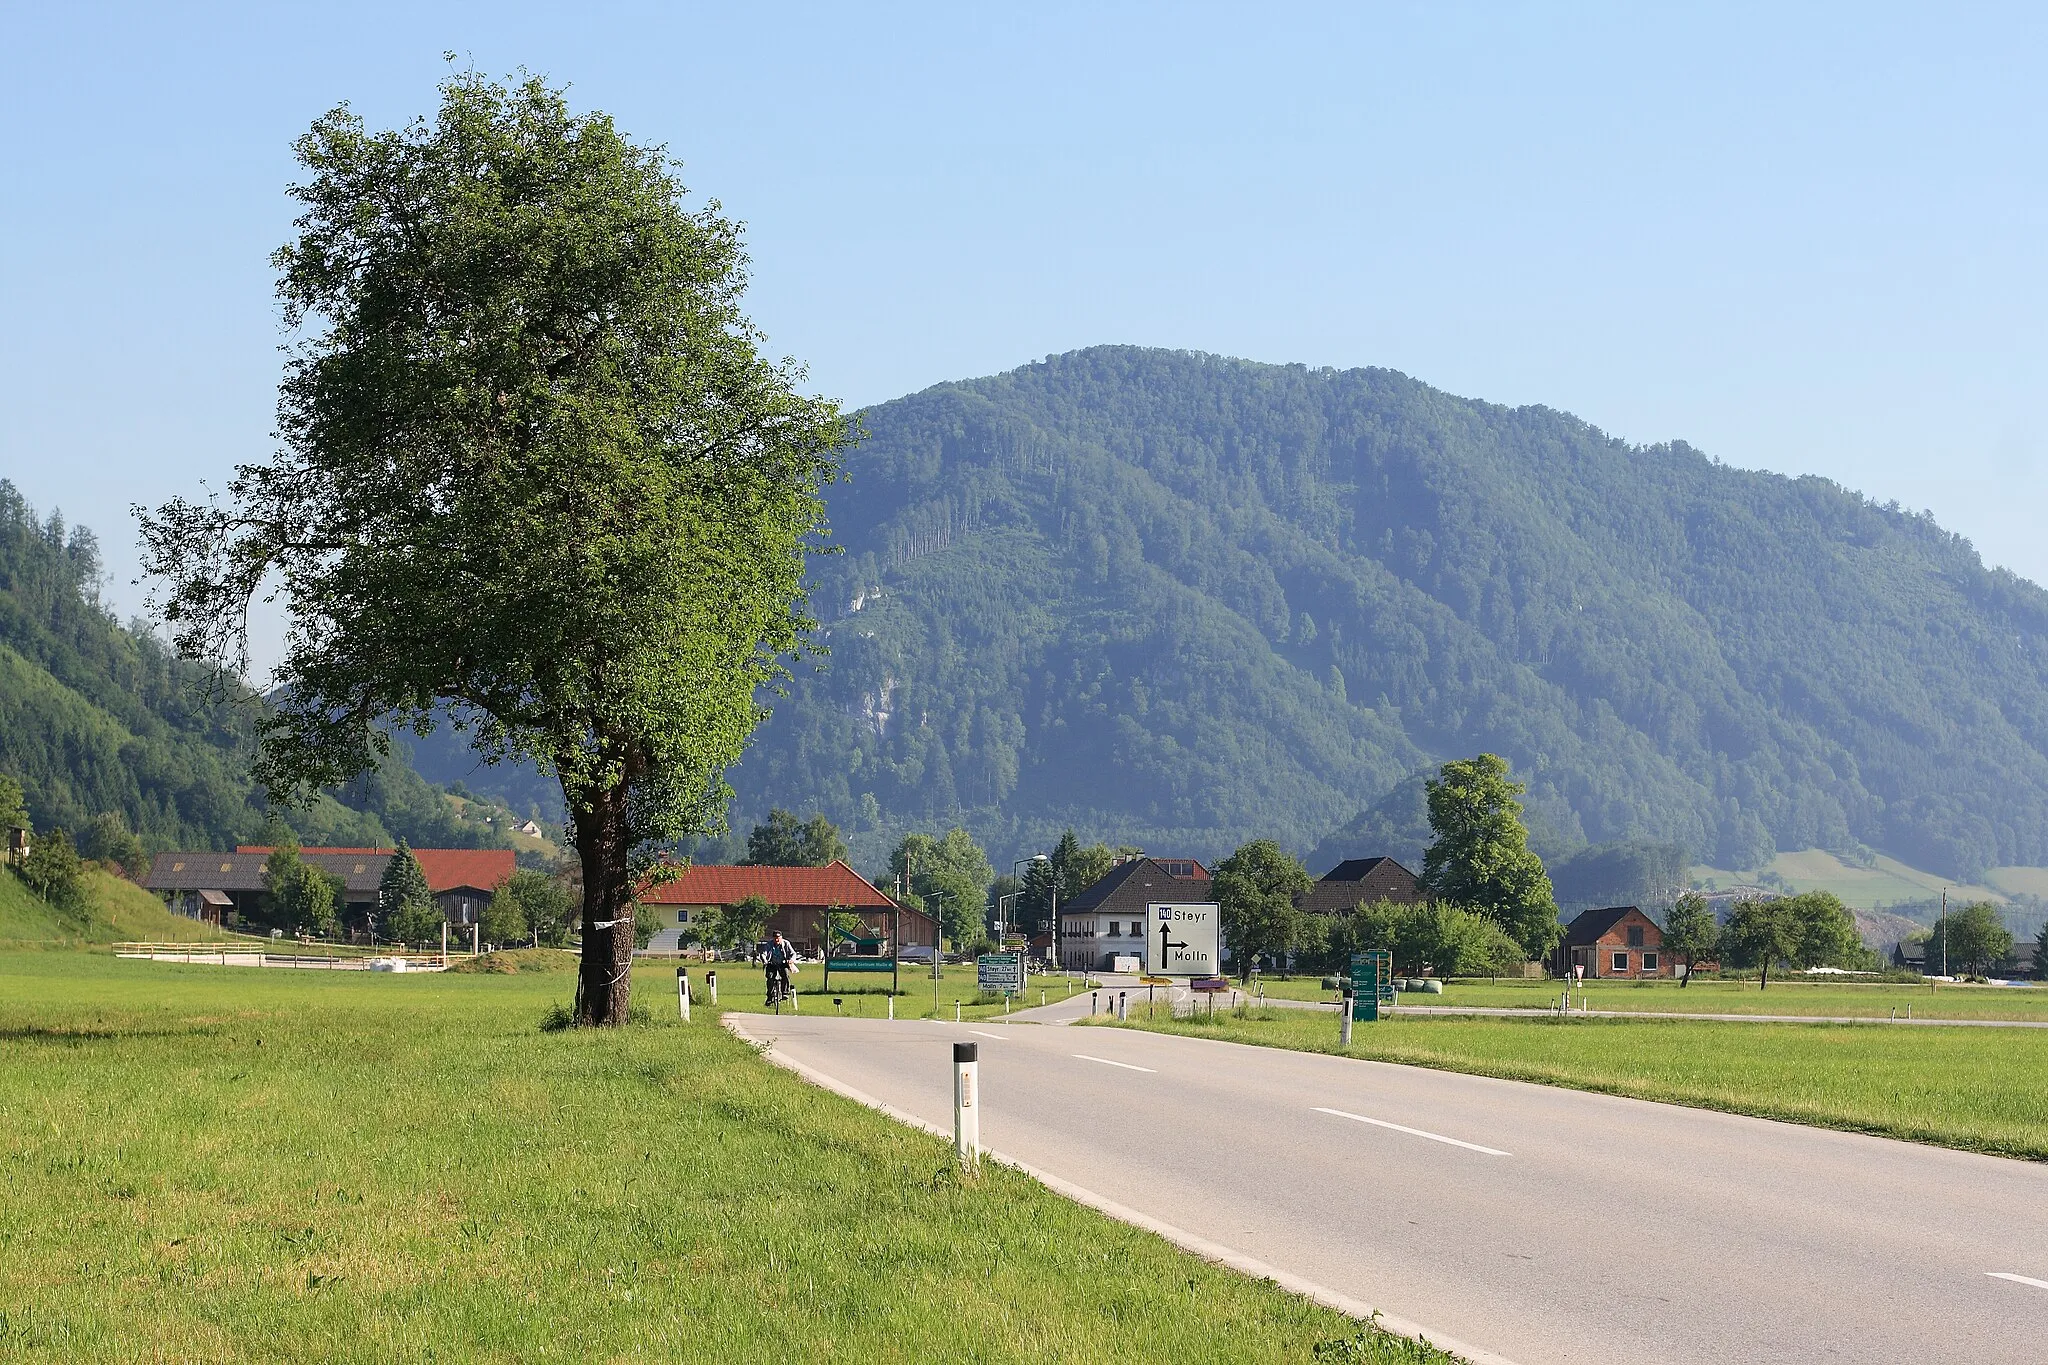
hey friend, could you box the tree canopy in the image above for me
[1927,902,2014,976]
[744,809,848,867]
[1421,755,1561,958]
[137,72,850,1024]
[887,828,993,946]
[1213,839,1313,981]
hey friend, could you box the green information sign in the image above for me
[1349,951,1393,1022]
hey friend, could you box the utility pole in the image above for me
[1940,887,1948,982]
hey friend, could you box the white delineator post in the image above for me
[677,967,691,1022]
[707,971,718,1006]
[1341,986,1354,1046]
[953,1041,980,1167]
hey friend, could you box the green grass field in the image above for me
[0,867,237,949]
[1688,848,2018,907]
[0,950,1449,1363]
[1090,1007,2048,1161]
[1245,973,2048,1020]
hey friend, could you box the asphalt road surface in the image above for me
[735,1003,2048,1365]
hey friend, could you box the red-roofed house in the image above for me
[637,861,935,957]
[235,847,516,927]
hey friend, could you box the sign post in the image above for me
[1144,903,1221,978]
[977,951,1024,997]
[1348,951,1392,1022]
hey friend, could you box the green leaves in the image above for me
[1214,839,1313,980]
[139,71,853,1021]
[1421,755,1560,958]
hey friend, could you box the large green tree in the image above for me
[1660,892,1719,987]
[1927,902,2014,976]
[1213,839,1312,982]
[743,809,848,867]
[1723,898,1799,990]
[1421,755,1561,959]
[138,72,849,1024]
[379,841,440,946]
[888,828,994,946]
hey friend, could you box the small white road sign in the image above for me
[1145,902,1221,977]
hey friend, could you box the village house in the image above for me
[1295,856,1427,915]
[635,860,936,959]
[1554,905,1673,979]
[1058,857,1211,971]
[144,847,516,929]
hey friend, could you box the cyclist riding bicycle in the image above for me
[763,931,796,1006]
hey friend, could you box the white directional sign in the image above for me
[1145,902,1221,977]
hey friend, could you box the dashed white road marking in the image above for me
[1989,1272,2048,1291]
[1073,1054,1157,1073]
[1312,1107,1511,1156]
[969,1030,1006,1040]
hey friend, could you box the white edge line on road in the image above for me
[1313,1107,1511,1157]
[969,1030,1006,1040]
[1072,1053,1157,1073]
[724,1015,1522,1365]
[1989,1272,2048,1290]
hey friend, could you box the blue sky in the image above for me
[4,1,2043,654]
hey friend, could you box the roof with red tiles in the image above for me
[236,846,516,895]
[637,860,896,909]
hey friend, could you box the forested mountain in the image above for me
[727,346,2048,879]
[0,481,509,853]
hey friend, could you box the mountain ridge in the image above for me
[719,345,2048,877]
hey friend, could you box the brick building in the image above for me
[1554,906,1672,979]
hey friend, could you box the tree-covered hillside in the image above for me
[0,481,508,853]
[729,347,2048,879]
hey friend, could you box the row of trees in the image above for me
[1211,754,1563,980]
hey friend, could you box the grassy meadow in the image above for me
[1089,1006,2048,1161]
[1246,973,2048,1021]
[0,949,1448,1363]
[0,868,237,950]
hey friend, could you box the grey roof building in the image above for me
[1295,857,1426,916]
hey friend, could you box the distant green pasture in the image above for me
[1091,1006,2048,1161]
[1246,973,2048,1021]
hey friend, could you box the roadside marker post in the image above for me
[1341,985,1354,1045]
[953,1042,980,1168]
[677,967,691,1023]
[888,995,895,1021]
[706,971,717,1006]
[1117,992,1128,1021]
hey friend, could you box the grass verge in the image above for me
[1088,1005,2048,1162]
[1247,973,2048,1021]
[0,952,1454,1362]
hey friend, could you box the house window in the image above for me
[1643,952,1659,972]
[677,910,688,925]
[1626,924,1644,947]
[1108,922,1121,937]
[1611,951,1630,973]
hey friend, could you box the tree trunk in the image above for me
[571,771,636,1027]
[1758,958,1770,991]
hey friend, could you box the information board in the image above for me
[1145,903,1221,977]
[976,951,1024,996]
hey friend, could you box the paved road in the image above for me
[734,1009,2048,1365]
